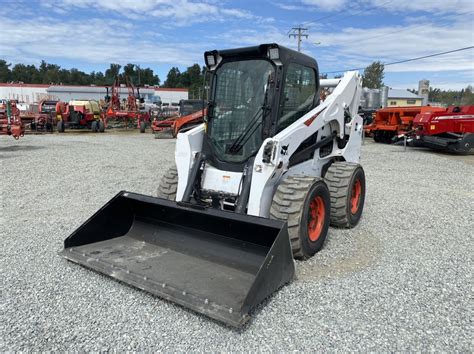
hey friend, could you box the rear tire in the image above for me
[99,120,105,133]
[57,120,65,133]
[140,121,146,133]
[91,121,98,132]
[270,175,331,259]
[325,162,366,228]
[157,166,178,200]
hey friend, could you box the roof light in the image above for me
[205,54,216,67]
[268,47,279,60]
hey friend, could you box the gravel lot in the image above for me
[1,132,472,351]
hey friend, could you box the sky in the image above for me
[0,0,473,90]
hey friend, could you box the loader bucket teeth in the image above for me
[59,191,295,327]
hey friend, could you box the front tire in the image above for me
[157,166,178,200]
[325,162,366,228]
[270,175,331,259]
[140,121,146,133]
[99,120,105,133]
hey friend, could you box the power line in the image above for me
[323,46,474,74]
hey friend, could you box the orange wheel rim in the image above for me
[351,179,362,214]
[308,196,325,242]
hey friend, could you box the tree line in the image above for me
[0,60,161,86]
[0,59,207,91]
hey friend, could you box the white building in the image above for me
[0,83,188,105]
[155,88,189,106]
[0,83,53,103]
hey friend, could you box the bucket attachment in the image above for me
[59,191,295,327]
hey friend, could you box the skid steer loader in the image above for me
[60,44,366,327]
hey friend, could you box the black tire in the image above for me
[57,120,65,133]
[451,133,474,154]
[91,121,98,132]
[373,131,380,143]
[270,175,331,260]
[99,120,105,133]
[140,121,146,133]
[325,162,366,228]
[157,166,178,200]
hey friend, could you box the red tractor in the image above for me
[0,100,25,139]
[411,105,474,154]
[105,76,150,132]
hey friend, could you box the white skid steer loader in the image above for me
[60,44,366,327]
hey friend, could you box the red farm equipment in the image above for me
[152,99,205,138]
[56,100,106,133]
[105,76,150,132]
[30,100,57,133]
[0,100,25,139]
[411,105,474,154]
[365,106,445,143]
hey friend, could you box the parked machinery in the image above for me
[56,100,105,133]
[411,105,474,153]
[152,99,205,138]
[171,107,207,137]
[105,75,150,132]
[31,100,57,132]
[60,44,366,327]
[365,106,445,143]
[0,100,25,139]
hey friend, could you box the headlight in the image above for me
[205,54,215,67]
[268,47,279,60]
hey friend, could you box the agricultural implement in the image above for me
[56,100,105,133]
[365,106,444,143]
[0,100,25,139]
[105,76,150,132]
[60,44,366,327]
[30,100,57,132]
[411,105,474,153]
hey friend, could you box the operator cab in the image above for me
[203,43,320,171]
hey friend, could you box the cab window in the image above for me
[277,63,316,132]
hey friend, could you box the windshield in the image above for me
[208,59,274,164]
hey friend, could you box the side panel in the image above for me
[247,71,363,217]
[175,124,204,201]
[201,166,242,195]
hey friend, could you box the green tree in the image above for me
[0,60,11,82]
[122,63,136,83]
[105,63,122,84]
[163,67,181,88]
[138,67,160,86]
[362,61,384,89]
[11,64,39,83]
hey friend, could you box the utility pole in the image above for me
[288,27,309,52]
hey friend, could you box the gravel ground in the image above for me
[1,133,472,351]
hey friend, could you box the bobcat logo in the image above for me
[280,144,289,156]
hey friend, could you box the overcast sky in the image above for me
[1,0,473,90]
